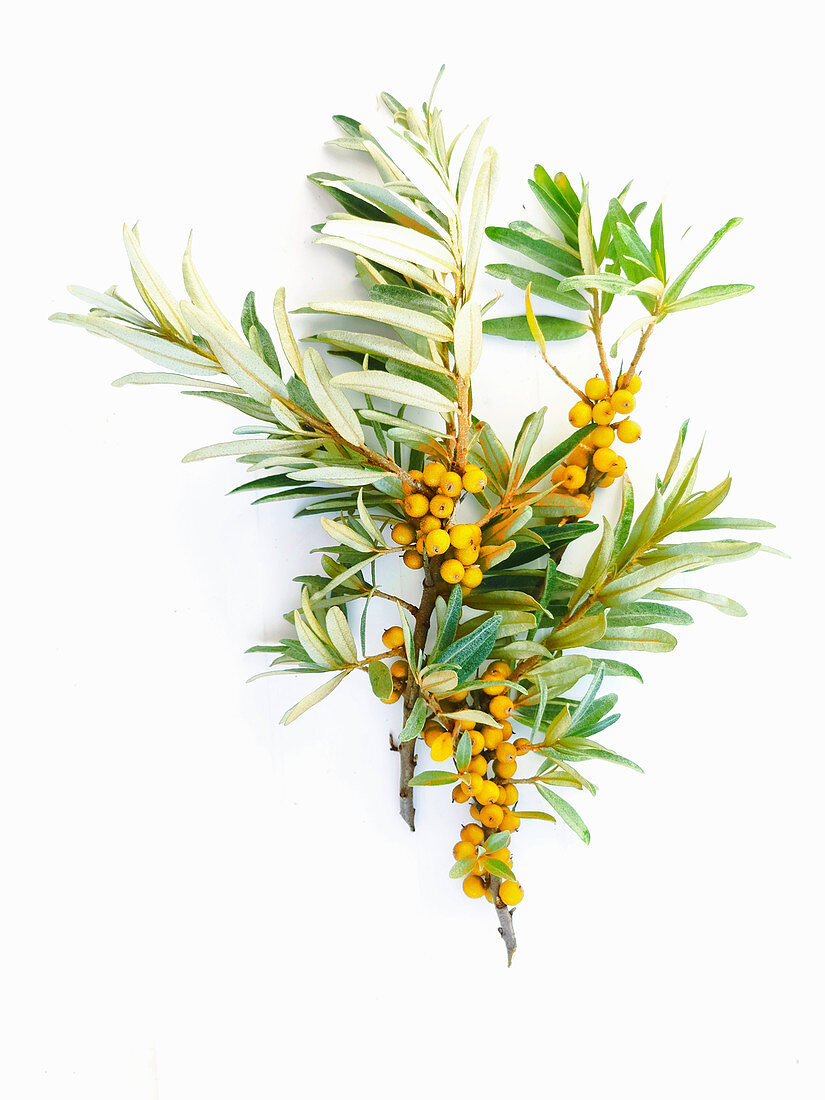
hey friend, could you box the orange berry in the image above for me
[616,419,641,444]
[495,742,517,764]
[381,689,400,704]
[403,548,423,570]
[402,470,423,495]
[499,720,513,741]
[569,401,592,428]
[470,803,482,822]
[591,400,614,426]
[567,445,591,468]
[447,523,474,550]
[469,730,485,755]
[382,626,404,649]
[455,545,479,565]
[513,738,532,755]
[610,389,635,414]
[467,772,484,795]
[461,823,485,845]
[477,780,500,806]
[592,447,618,473]
[429,494,454,519]
[403,493,429,518]
[452,782,471,803]
[462,565,483,589]
[589,425,615,448]
[584,376,609,401]
[430,731,454,762]
[550,466,566,484]
[498,880,524,906]
[391,522,416,546]
[467,757,487,777]
[390,660,407,679]
[424,528,451,557]
[462,465,488,494]
[617,372,642,394]
[501,811,520,831]
[440,471,463,497]
[562,465,586,491]
[454,840,477,861]
[503,784,519,806]
[418,515,441,534]
[422,461,447,488]
[495,759,517,779]
[480,804,505,829]
[483,727,504,751]
[440,558,465,585]
[489,695,515,722]
[463,874,485,899]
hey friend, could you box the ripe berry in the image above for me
[610,389,635,414]
[462,465,487,494]
[381,689,400,704]
[616,419,641,443]
[455,545,479,566]
[430,731,454,762]
[609,454,627,476]
[617,372,642,394]
[440,471,463,497]
[562,465,586,491]
[480,804,505,829]
[469,730,485,755]
[422,461,447,488]
[463,874,485,899]
[391,522,416,546]
[454,840,477,861]
[584,376,609,401]
[568,401,592,428]
[593,447,618,473]
[513,738,532,755]
[477,780,500,805]
[429,494,454,519]
[567,445,591,468]
[487,846,511,865]
[469,804,482,822]
[498,880,524,906]
[403,493,429,518]
[402,470,423,496]
[462,565,483,589]
[452,782,471,803]
[550,466,566,485]
[501,811,520,831]
[419,515,441,534]
[467,772,484,795]
[440,558,465,585]
[591,400,614,425]
[503,784,519,806]
[424,528,451,557]
[467,757,487,777]
[489,695,515,721]
[495,759,517,780]
[495,742,517,764]
[382,626,404,649]
[589,425,615,448]
[403,548,423,570]
[461,823,485,845]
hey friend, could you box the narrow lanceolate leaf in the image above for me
[483,314,589,342]
[281,670,349,725]
[306,300,452,341]
[536,787,590,844]
[51,313,219,374]
[577,190,597,276]
[317,237,451,298]
[319,517,378,553]
[67,284,152,327]
[664,284,753,313]
[181,303,289,408]
[408,769,456,786]
[182,234,235,334]
[663,218,744,305]
[399,697,428,743]
[112,371,238,390]
[287,466,386,487]
[654,587,747,617]
[524,283,546,356]
[302,347,365,447]
[453,300,482,379]
[182,437,315,463]
[368,660,393,700]
[357,488,385,546]
[570,519,615,609]
[547,612,607,650]
[464,146,498,295]
[589,626,677,652]
[597,555,705,606]
[122,224,191,340]
[319,219,457,273]
[272,287,304,380]
[325,606,357,665]
[312,330,444,374]
[431,585,463,661]
[331,371,456,416]
[438,614,502,678]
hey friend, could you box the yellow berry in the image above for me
[462,565,483,589]
[550,466,566,484]
[477,780,500,806]
[429,494,454,519]
[483,727,504,751]
[481,674,505,697]
[391,522,416,546]
[567,445,591,468]
[503,784,519,806]
[616,419,641,444]
[467,772,484,795]
[415,536,426,554]
[569,401,592,428]
[501,811,520,832]
[381,689,400,704]
[489,695,515,722]
[455,545,479,566]
[422,461,447,488]
[498,880,524,906]
[463,874,485,899]
[447,689,470,703]
[608,454,627,477]
[403,493,429,519]
[599,475,616,488]
[589,425,615,448]
[440,558,465,585]
[495,742,517,764]
[610,389,636,414]
[425,528,451,557]
[499,720,513,741]
[480,804,505,829]
[617,372,642,394]
[440,471,463,498]
[489,662,511,679]
[447,524,474,550]
[562,465,587,491]
[403,548,424,570]
[454,840,477,861]
[513,738,532,755]
[402,470,423,495]
[592,447,618,473]
[467,756,488,777]
[382,626,404,649]
[452,782,471,803]
[430,731,454,762]
[469,730,485,755]
[486,846,511,865]
[418,515,441,534]
[462,465,488,494]
[584,376,609,401]
[459,825,483,847]
[495,759,517,780]
[591,400,614,426]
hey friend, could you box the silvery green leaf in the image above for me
[301,347,365,448]
[653,587,747,617]
[324,178,448,239]
[457,116,490,205]
[181,234,235,333]
[67,285,152,327]
[665,284,753,312]
[272,288,305,381]
[453,300,482,379]
[357,488,385,546]
[182,437,315,463]
[536,787,590,844]
[319,218,456,273]
[589,626,677,652]
[319,517,376,554]
[325,606,357,665]
[463,146,498,295]
[547,612,607,649]
[557,273,635,295]
[316,236,450,297]
[597,555,703,606]
[306,299,451,341]
[609,315,654,358]
[51,313,220,375]
[287,466,386,487]
[330,371,456,416]
[312,331,445,374]
[293,613,338,669]
[112,372,239,390]
[570,518,615,610]
[122,224,191,340]
[577,190,597,276]
[281,670,350,725]
[663,218,743,305]
[368,660,393,700]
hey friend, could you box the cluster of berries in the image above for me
[453,823,524,906]
[379,625,409,704]
[391,461,488,593]
[556,373,643,499]
[423,660,527,904]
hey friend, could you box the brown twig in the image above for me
[490,876,517,965]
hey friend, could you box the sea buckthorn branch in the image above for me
[53,74,775,964]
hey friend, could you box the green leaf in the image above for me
[681,516,774,532]
[484,831,511,853]
[438,614,503,680]
[650,204,666,282]
[536,787,590,843]
[408,769,456,786]
[589,626,677,652]
[482,314,589,342]
[485,225,582,279]
[597,555,704,606]
[484,857,516,882]
[565,666,605,731]
[665,284,753,313]
[455,730,472,772]
[663,218,743,305]
[547,612,607,650]
[431,585,463,661]
[280,670,349,725]
[449,857,476,879]
[514,810,556,822]
[368,660,393,700]
[608,198,656,281]
[241,291,281,376]
[485,263,588,310]
[399,697,428,743]
[614,475,635,554]
[653,587,747,617]
[607,602,693,627]
[522,425,594,485]
[570,518,615,609]
[331,370,456,416]
[589,658,644,682]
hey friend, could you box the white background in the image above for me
[2,2,823,1097]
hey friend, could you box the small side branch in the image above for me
[398,736,416,831]
[490,876,517,965]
